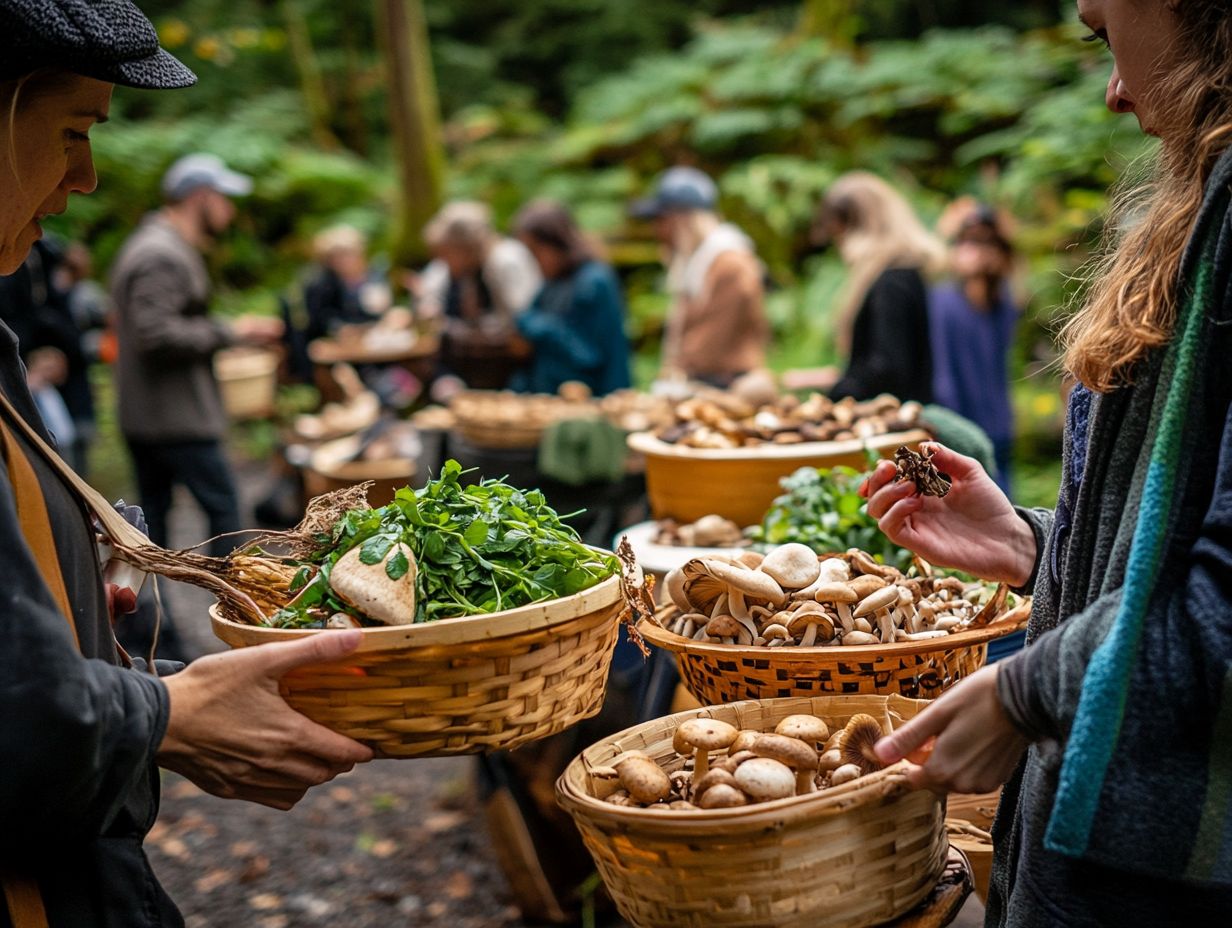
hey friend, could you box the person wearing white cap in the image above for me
[110,152,280,559]
[631,166,770,387]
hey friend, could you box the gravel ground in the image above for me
[140,459,986,928]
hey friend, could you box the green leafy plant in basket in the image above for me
[747,464,915,573]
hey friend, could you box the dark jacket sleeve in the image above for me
[998,401,1232,744]
[833,271,928,401]
[124,255,232,362]
[0,473,169,850]
[517,276,606,372]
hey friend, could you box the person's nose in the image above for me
[65,147,99,195]
[1106,65,1135,115]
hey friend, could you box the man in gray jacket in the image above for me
[111,154,279,555]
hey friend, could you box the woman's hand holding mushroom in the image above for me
[158,630,374,810]
[860,442,1037,586]
[872,665,1028,794]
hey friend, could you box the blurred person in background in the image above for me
[632,166,768,388]
[303,224,390,342]
[416,200,541,394]
[111,153,282,557]
[811,172,946,403]
[511,199,631,397]
[0,236,95,472]
[930,203,1020,495]
[58,240,111,365]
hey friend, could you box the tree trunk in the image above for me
[376,0,446,268]
[280,0,341,151]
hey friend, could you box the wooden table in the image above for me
[308,330,439,403]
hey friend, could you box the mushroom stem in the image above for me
[836,603,854,633]
[794,769,814,795]
[693,748,710,784]
[800,622,819,647]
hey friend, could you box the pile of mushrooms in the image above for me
[590,713,888,810]
[653,390,923,450]
[660,543,1011,647]
[653,514,746,548]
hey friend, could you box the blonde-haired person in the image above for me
[631,167,769,387]
[0,2,371,925]
[811,172,947,402]
[303,224,390,340]
[861,1,1232,924]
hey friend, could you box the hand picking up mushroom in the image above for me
[591,713,888,810]
[894,445,952,498]
[658,543,1020,647]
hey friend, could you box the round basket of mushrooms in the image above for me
[556,694,947,928]
[639,541,1030,704]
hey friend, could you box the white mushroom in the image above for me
[677,718,739,783]
[734,757,796,802]
[701,559,787,607]
[758,544,821,591]
[830,763,863,786]
[664,567,691,612]
[328,543,417,626]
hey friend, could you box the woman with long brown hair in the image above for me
[861,0,1232,923]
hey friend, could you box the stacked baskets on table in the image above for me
[557,694,948,928]
[210,570,626,758]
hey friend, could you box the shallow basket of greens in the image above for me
[209,461,630,758]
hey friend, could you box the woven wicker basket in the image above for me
[209,572,626,758]
[627,430,929,527]
[557,695,947,928]
[214,347,280,420]
[640,602,1030,704]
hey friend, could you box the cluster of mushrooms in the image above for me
[654,389,924,450]
[591,713,887,810]
[660,543,1009,648]
[653,514,746,548]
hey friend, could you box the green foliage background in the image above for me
[48,0,1143,505]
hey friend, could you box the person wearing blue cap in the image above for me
[631,167,769,387]
[0,3,372,926]
[110,151,281,561]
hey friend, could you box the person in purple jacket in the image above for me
[929,205,1019,495]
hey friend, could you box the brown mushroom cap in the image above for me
[615,756,672,804]
[698,783,749,809]
[729,731,761,755]
[734,757,796,802]
[839,714,886,776]
[759,544,822,591]
[748,733,820,771]
[677,718,740,753]
[817,749,843,773]
[830,763,862,787]
[774,715,830,746]
[813,582,859,604]
[692,767,739,801]
[702,559,787,606]
[853,585,901,618]
[588,765,622,800]
[705,615,742,639]
[717,749,758,773]
[848,574,888,599]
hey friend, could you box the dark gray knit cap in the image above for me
[0,0,196,88]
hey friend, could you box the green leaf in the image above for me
[385,548,411,581]
[464,519,490,545]
[288,565,313,593]
[360,534,396,565]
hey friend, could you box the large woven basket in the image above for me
[557,695,947,928]
[640,602,1030,704]
[214,347,280,420]
[210,572,626,758]
[627,430,929,527]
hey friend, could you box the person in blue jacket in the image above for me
[511,200,631,397]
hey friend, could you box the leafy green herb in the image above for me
[268,459,619,628]
[747,465,915,572]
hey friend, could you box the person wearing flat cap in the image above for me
[0,3,372,927]
[110,151,282,561]
[631,166,770,388]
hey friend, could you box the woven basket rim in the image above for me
[557,695,925,827]
[210,569,624,652]
[627,428,929,461]
[638,600,1031,660]
[308,333,438,365]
